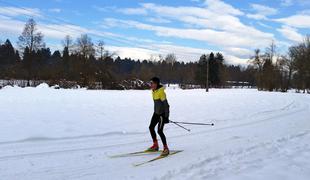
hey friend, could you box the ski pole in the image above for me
[170,121,214,126]
[170,121,191,132]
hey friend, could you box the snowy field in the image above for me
[0,85,310,180]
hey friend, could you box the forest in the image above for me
[0,19,309,92]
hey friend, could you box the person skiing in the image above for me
[147,77,170,156]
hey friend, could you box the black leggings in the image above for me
[149,113,167,146]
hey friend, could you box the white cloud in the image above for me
[224,47,253,58]
[140,1,243,20]
[251,4,278,15]
[94,5,147,15]
[1,1,286,65]
[224,55,249,65]
[106,45,157,60]
[0,11,250,65]
[106,43,248,64]
[100,0,278,64]
[277,25,303,42]
[39,24,88,39]
[121,7,147,15]
[139,3,213,19]
[257,22,273,29]
[0,15,123,45]
[203,0,244,15]
[247,14,266,20]
[281,0,310,6]
[0,16,88,42]
[281,0,293,6]
[48,8,61,13]
[110,1,274,47]
[0,6,42,17]
[115,0,243,27]
[103,18,273,48]
[92,6,116,12]
[153,44,209,61]
[275,14,310,28]
[146,17,171,24]
[0,16,24,35]
[247,4,278,20]
[299,9,310,15]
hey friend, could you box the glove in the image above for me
[163,115,169,124]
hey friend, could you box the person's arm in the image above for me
[160,90,170,119]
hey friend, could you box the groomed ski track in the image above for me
[0,88,309,180]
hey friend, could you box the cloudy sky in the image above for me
[0,0,309,64]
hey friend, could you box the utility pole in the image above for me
[206,55,209,92]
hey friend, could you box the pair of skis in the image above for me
[109,149,183,167]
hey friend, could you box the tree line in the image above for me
[0,18,252,89]
[0,18,309,92]
[249,39,310,93]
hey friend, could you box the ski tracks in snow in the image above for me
[157,131,310,180]
[1,90,310,180]
[156,95,310,180]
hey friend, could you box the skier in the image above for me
[147,77,170,156]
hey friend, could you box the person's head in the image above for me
[150,77,160,90]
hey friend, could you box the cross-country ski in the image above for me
[109,150,165,158]
[133,150,183,167]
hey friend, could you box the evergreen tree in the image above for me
[195,54,208,87]
[0,39,16,65]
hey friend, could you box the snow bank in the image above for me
[36,83,50,88]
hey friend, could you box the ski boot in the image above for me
[161,145,170,157]
[146,141,159,152]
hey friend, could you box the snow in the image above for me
[36,83,50,88]
[0,86,309,180]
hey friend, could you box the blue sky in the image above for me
[0,0,310,64]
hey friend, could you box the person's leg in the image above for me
[149,113,159,142]
[148,113,159,151]
[157,115,169,156]
[157,115,167,147]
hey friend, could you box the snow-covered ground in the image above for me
[0,85,309,180]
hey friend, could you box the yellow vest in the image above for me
[152,87,166,101]
[152,86,169,116]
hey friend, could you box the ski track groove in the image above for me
[157,131,310,180]
[0,98,307,161]
[1,91,309,180]
[0,131,147,145]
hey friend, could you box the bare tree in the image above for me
[76,34,95,59]
[165,53,177,86]
[158,54,164,62]
[96,40,105,60]
[249,49,264,90]
[18,18,44,52]
[165,53,177,65]
[103,50,116,59]
[275,56,289,91]
[149,54,157,63]
[96,40,116,59]
[289,35,310,92]
[265,40,277,62]
[62,35,73,53]
[282,52,295,90]
[250,49,263,71]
